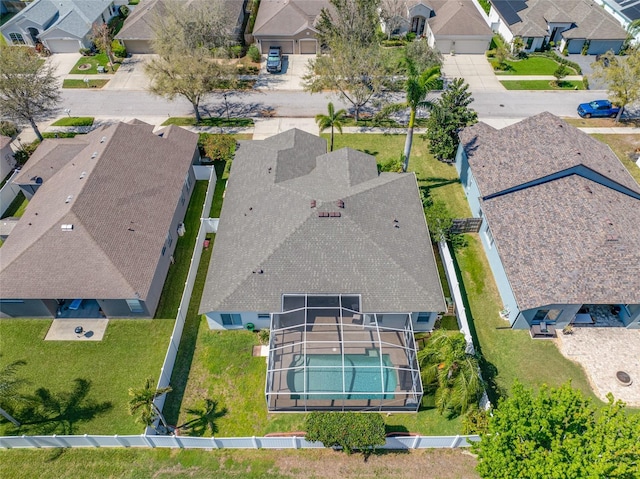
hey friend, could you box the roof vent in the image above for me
[91,151,98,159]
[337,200,344,208]
[61,224,74,231]
[606,235,619,242]
[311,200,316,208]
[79,171,86,179]
[100,136,107,143]
[330,212,341,217]
[65,195,73,203]
[318,212,330,217]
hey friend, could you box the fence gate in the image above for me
[450,218,482,234]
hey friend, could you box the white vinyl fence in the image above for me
[0,170,21,217]
[149,166,217,432]
[0,434,479,450]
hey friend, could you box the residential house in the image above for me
[115,0,247,54]
[0,0,118,53]
[455,112,640,335]
[593,0,640,43]
[382,0,493,54]
[0,120,200,319]
[199,128,446,411]
[488,0,628,54]
[0,136,15,182]
[252,0,329,54]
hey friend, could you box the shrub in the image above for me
[247,44,261,63]
[0,121,20,138]
[200,134,237,162]
[79,47,93,56]
[119,5,130,18]
[112,40,127,58]
[378,156,403,172]
[462,408,489,435]
[382,39,405,47]
[304,412,386,455]
[14,140,39,166]
[229,45,243,58]
[257,329,270,345]
[405,32,416,42]
[247,0,260,34]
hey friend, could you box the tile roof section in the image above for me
[0,121,198,300]
[459,112,640,198]
[199,129,445,314]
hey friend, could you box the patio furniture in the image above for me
[572,313,594,324]
[69,299,82,310]
[97,65,105,73]
[530,322,556,339]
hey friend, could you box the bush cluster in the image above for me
[247,44,261,63]
[304,412,386,455]
[0,121,20,138]
[199,134,237,162]
[112,40,127,59]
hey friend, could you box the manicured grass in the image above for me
[452,235,598,403]
[162,117,254,127]
[0,448,480,479]
[341,117,429,128]
[591,133,640,184]
[495,56,578,75]
[154,181,208,319]
[500,80,584,90]
[0,319,175,435]
[62,79,109,89]
[1,191,28,219]
[563,117,640,128]
[69,53,120,74]
[50,117,94,127]
[42,132,78,139]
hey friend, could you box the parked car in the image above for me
[577,100,620,118]
[266,47,282,73]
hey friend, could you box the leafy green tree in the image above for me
[146,0,237,123]
[418,331,484,416]
[315,102,347,152]
[423,78,477,162]
[128,377,172,432]
[591,49,640,122]
[315,0,380,48]
[379,59,439,171]
[0,359,28,426]
[473,381,640,479]
[553,64,569,86]
[91,22,115,71]
[305,412,386,455]
[0,47,60,141]
[405,38,443,73]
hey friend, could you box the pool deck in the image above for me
[556,328,640,406]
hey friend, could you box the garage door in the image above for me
[45,39,80,53]
[124,40,153,54]
[452,40,490,54]
[299,40,317,54]
[260,40,294,54]
[588,40,623,55]
[436,40,452,54]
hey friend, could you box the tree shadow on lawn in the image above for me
[449,241,505,404]
[417,177,461,190]
[11,378,112,435]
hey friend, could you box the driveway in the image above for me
[254,54,312,91]
[442,54,505,92]
[47,53,82,83]
[103,54,154,91]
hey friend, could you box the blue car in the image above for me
[577,100,620,118]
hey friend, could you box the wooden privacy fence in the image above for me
[0,434,479,450]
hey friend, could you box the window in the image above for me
[167,233,173,247]
[525,37,534,49]
[162,245,166,256]
[258,313,270,321]
[184,173,191,191]
[532,309,562,323]
[484,225,494,248]
[221,313,242,326]
[416,312,430,323]
[126,299,144,313]
[181,193,185,205]
[9,33,25,45]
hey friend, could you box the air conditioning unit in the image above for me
[177,223,186,236]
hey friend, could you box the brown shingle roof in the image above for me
[253,0,328,36]
[427,0,493,36]
[0,121,198,300]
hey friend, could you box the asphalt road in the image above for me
[60,88,606,121]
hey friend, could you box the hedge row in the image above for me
[530,51,582,75]
[304,412,386,455]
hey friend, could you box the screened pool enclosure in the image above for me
[265,294,423,412]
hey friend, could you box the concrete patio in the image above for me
[557,328,640,406]
[45,319,109,341]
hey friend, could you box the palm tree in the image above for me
[128,377,173,433]
[379,59,440,172]
[315,102,347,152]
[0,359,28,427]
[175,398,227,436]
[418,330,484,416]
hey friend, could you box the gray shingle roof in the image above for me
[492,0,627,40]
[461,112,640,310]
[0,121,198,300]
[253,0,328,36]
[427,0,493,36]
[199,129,446,314]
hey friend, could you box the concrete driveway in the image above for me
[255,54,312,91]
[103,54,154,91]
[442,54,504,92]
[252,117,318,139]
[47,53,82,83]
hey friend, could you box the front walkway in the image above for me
[557,328,640,406]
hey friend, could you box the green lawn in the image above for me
[69,53,120,74]
[591,134,640,184]
[50,117,94,127]
[154,181,208,319]
[495,56,578,75]
[0,319,174,435]
[1,191,28,219]
[162,117,254,127]
[500,80,584,90]
[62,79,109,89]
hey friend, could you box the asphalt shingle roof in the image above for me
[199,129,446,314]
[0,121,198,300]
[426,0,493,36]
[253,0,328,36]
[460,112,640,310]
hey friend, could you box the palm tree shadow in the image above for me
[13,378,112,435]
[177,398,227,437]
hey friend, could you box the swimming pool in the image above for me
[287,353,398,400]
